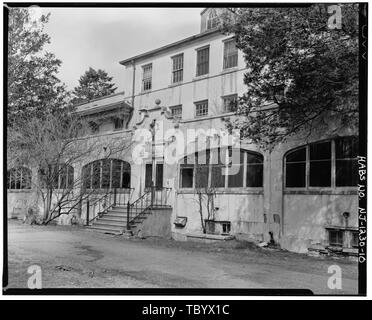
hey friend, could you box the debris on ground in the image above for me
[258,241,268,247]
[55,265,73,271]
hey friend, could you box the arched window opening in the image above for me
[179,148,263,189]
[38,164,74,189]
[7,167,32,190]
[82,159,131,190]
[285,136,358,189]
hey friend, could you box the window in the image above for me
[351,231,359,248]
[285,137,358,189]
[207,9,219,30]
[285,147,306,187]
[172,54,183,83]
[179,148,263,189]
[145,163,163,189]
[335,136,358,186]
[180,154,194,188]
[228,148,244,188]
[170,105,182,118]
[114,118,124,130]
[195,150,210,188]
[38,164,74,190]
[196,46,209,76]
[142,63,152,91]
[83,159,131,189]
[7,167,32,190]
[222,222,231,234]
[89,121,99,134]
[205,220,231,235]
[195,100,208,117]
[222,94,238,113]
[246,152,264,187]
[329,230,344,247]
[223,39,238,69]
[309,141,331,187]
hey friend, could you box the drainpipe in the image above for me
[126,59,136,129]
[131,59,136,111]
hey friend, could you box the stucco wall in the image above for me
[137,208,172,238]
[281,194,358,253]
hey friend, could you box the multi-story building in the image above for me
[7,8,359,254]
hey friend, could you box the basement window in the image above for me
[205,220,231,235]
[329,230,344,247]
[351,231,359,248]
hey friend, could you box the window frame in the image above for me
[7,167,32,191]
[83,159,131,190]
[178,148,264,192]
[142,63,152,92]
[144,161,164,190]
[284,137,358,192]
[222,94,238,113]
[223,38,238,70]
[196,45,210,77]
[170,105,182,119]
[38,164,74,190]
[206,9,219,30]
[195,100,209,118]
[171,53,184,84]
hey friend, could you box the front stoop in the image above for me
[185,233,235,243]
[87,206,172,237]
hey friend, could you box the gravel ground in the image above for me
[4,220,358,294]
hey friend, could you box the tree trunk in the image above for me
[43,188,53,223]
[198,193,205,234]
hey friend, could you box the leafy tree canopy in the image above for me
[221,4,359,148]
[72,67,117,104]
[8,8,69,127]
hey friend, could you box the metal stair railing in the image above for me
[85,188,133,226]
[126,186,172,232]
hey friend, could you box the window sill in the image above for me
[168,82,183,88]
[193,74,209,81]
[284,189,357,195]
[194,114,209,119]
[325,225,358,231]
[177,188,263,195]
[220,67,239,75]
[7,189,33,193]
[140,90,152,94]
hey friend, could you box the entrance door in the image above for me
[145,163,164,205]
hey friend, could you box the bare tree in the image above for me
[193,150,218,234]
[7,112,132,224]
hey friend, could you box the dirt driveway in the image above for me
[5,220,358,294]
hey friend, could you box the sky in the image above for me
[40,7,202,92]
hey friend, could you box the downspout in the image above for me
[125,59,136,129]
[131,59,136,111]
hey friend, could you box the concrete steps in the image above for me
[88,205,162,235]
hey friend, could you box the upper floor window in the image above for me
[207,9,219,30]
[82,159,131,190]
[179,148,263,189]
[223,39,238,69]
[170,105,182,118]
[89,121,99,134]
[172,54,184,83]
[285,136,358,189]
[7,167,32,190]
[142,63,152,91]
[195,100,208,117]
[196,46,209,76]
[114,118,124,130]
[222,94,238,113]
